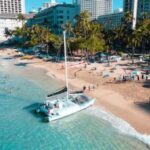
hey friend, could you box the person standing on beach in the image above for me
[96,83,99,88]
[88,86,90,91]
[74,72,77,78]
[83,86,86,92]
[137,75,140,81]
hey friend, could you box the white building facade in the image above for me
[0,0,25,14]
[0,0,25,41]
[0,14,22,42]
[75,0,112,20]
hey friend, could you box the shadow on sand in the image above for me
[15,62,32,67]
[118,62,148,70]
[3,57,14,60]
[143,80,150,88]
[135,101,150,114]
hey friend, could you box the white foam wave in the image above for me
[88,106,150,147]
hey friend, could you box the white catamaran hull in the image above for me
[37,94,95,122]
[47,99,95,122]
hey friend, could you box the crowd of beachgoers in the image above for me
[0,47,150,134]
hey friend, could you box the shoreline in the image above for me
[30,61,150,135]
[0,48,150,135]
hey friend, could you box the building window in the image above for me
[59,10,63,13]
[58,16,63,19]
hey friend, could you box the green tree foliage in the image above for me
[74,11,90,39]
[84,22,105,53]
[17,13,26,20]
[9,11,150,58]
[11,25,61,51]
[115,12,133,51]
[17,13,26,26]
[73,11,106,54]
[104,11,150,54]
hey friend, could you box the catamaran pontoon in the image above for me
[36,93,95,121]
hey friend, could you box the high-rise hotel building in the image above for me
[0,0,25,41]
[0,0,25,14]
[75,0,112,20]
[98,0,150,30]
[124,0,150,16]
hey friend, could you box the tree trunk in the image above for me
[142,38,145,58]
[148,49,150,66]
[107,48,110,66]
[132,46,135,64]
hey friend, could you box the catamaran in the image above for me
[36,31,95,122]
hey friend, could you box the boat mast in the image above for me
[63,30,69,101]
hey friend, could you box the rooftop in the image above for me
[34,3,75,18]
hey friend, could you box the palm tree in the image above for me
[112,12,135,62]
[73,11,91,58]
[137,19,150,64]
[17,13,26,26]
[65,21,73,37]
[74,11,90,39]
[11,24,61,51]
[65,21,74,56]
[86,22,105,54]
[73,11,106,60]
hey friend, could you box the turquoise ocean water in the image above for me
[0,57,150,150]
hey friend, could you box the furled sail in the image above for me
[47,86,67,97]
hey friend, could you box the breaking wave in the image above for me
[88,106,150,147]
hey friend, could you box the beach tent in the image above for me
[94,52,108,62]
[131,70,141,76]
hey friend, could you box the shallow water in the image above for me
[0,57,150,150]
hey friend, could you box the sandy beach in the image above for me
[0,48,150,134]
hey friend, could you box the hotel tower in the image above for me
[75,0,112,20]
[0,0,25,14]
[124,0,150,16]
